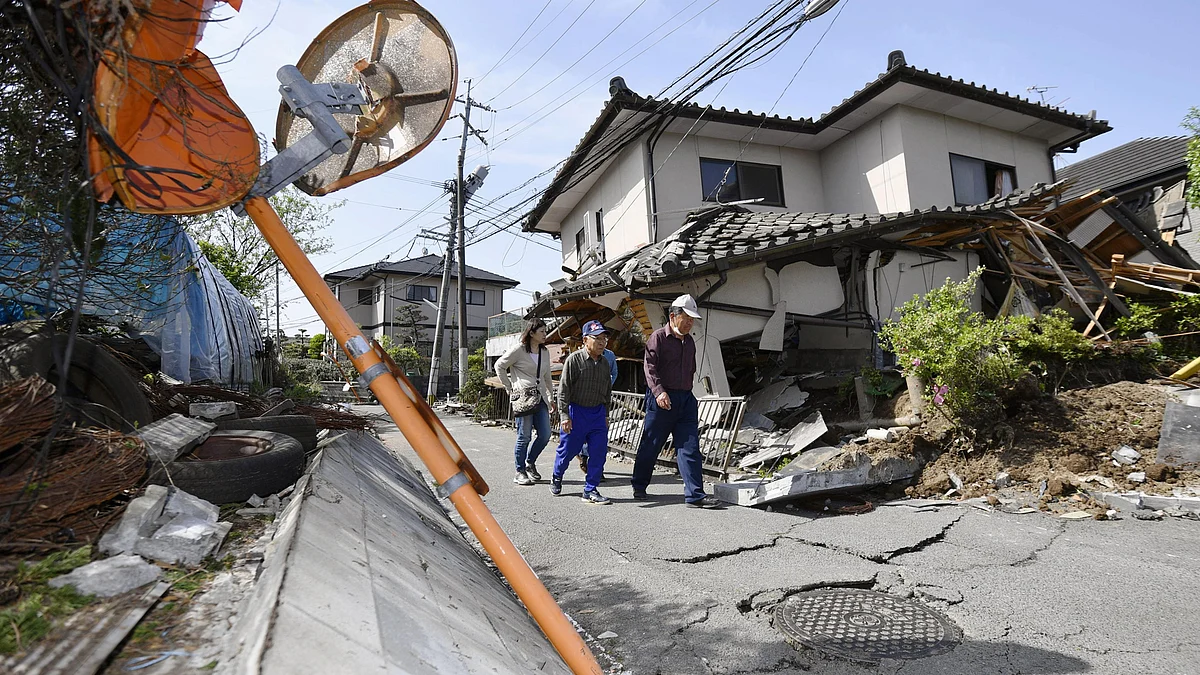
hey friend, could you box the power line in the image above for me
[474,0,555,86]
[485,0,600,104]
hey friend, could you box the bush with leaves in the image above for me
[880,270,1028,426]
[375,334,428,375]
[459,346,488,404]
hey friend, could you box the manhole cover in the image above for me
[775,589,961,663]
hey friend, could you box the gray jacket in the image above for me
[495,343,554,406]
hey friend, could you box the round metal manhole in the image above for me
[775,589,961,663]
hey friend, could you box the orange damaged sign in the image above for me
[88,0,258,215]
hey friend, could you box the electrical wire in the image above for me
[474,0,555,86]
[485,0,600,104]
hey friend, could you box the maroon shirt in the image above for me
[644,324,696,397]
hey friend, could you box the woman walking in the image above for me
[495,319,555,485]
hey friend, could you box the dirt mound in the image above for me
[904,382,1200,501]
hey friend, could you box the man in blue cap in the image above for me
[551,319,613,504]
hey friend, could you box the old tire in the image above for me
[147,430,305,504]
[0,332,152,430]
[215,415,318,453]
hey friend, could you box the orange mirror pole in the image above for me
[241,196,603,675]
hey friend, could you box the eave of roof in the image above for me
[546,183,1062,301]
[323,255,519,287]
[523,64,1111,235]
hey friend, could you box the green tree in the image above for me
[392,304,427,350]
[308,333,328,359]
[182,187,339,304]
[1186,107,1200,208]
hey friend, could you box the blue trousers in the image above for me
[514,401,551,471]
[552,403,607,493]
[631,389,704,502]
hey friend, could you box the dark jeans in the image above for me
[631,388,704,502]
[514,401,551,471]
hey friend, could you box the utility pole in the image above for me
[427,211,456,401]
[453,80,493,390]
[275,260,281,348]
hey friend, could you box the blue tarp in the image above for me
[0,203,262,384]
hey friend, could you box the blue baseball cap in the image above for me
[581,320,608,337]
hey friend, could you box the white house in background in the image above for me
[525,50,1109,272]
[522,50,1112,398]
[323,254,518,365]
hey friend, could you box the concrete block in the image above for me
[48,554,162,597]
[1140,494,1200,514]
[739,411,826,469]
[189,402,239,422]
[781,445,843,474]
[134,514,232,567]
[993,472,1011,488]
[1098,491,1144,512]
[866,428,896,442]
[714,480,763,506]
[748,452,927,506]
[98,485,169,556]
[163,487,220,523]
[137,413,216,466]
[1112,445,1142,465]
[1128,472,1147,483]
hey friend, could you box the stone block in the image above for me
[137,413,216,466]
[163,487,219,523]
[1112,445,1141,465]
[98,485,169,556]
[189,402,239,422]
[714,480,763,506]
[49,554,162,598]
[134,515,232,567]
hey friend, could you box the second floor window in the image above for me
[700,158,784,207]
[575,227,587,265]
[357,288,376,306]
[950,154,1016,206]
[466,289,485,305]
[406,285,437,302]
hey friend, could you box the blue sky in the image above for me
[198,0,1200,334]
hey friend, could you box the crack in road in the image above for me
[1010,525,1066,567]
[656,534,791,563]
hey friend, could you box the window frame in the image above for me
[466,289,485,306]
[405,284,437,302]
[699,157,785,207]
[949,153,1018,206]
[357,287,374,307]
[575,226,587,266]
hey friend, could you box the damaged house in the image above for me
[522,51,1199,403]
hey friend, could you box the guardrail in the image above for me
[477,387,746,481]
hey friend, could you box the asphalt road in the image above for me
[369,407,1200,675]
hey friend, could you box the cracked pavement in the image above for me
[375,411,1200,674]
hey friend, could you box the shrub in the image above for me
[1009,309,1097,364]
[880,270,1027,426]
[281,358,342,387]
[459,346,488,404]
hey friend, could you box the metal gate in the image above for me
[606,391,747,481]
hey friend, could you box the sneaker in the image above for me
[632,490,649,500]
[524,464,542,481]
[550,475,562,496]
[685,496,725,509]
[514,470,534,486]
[581,490,612,505]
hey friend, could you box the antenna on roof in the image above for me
[1026,85,1056,104]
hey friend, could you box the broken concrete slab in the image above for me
[721,449,930,506]
[259,398,296,417]
[98,485,169,556]
[780,444,843,474]
[1158,401,1200,468]
[134,515,232,567]
[743,378,808,417]
[738,411,826,469]
[189,401,239,422]
[1112,445,1142,465]
[48,554,162,597]
[162,486,219,523]
[137,414,216,466]
[1140,493,1200,514]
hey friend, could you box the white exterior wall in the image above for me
[561,144,649,270]
[651,132,825,241]
[820,107,910,214]
[896,106,1053,209]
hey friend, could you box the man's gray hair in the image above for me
[668,306,687,317]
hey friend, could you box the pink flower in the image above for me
[911,358,922,368]
[932,384,948,406]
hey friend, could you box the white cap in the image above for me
[670,294,701,319]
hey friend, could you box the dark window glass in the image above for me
[466,289,485,305]
[406,285,437,302]
[699,158,783,206]
[575,227,586,264]
[950,153,1017,205]
[357,288,374,306]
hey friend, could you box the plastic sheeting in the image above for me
[0,203,262,384]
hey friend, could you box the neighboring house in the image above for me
[525,50,1110,273]
[323,254,518,365]
[522,51,1125,399]
[1057,136,1200,267]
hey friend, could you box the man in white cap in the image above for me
[631,294,723,508]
